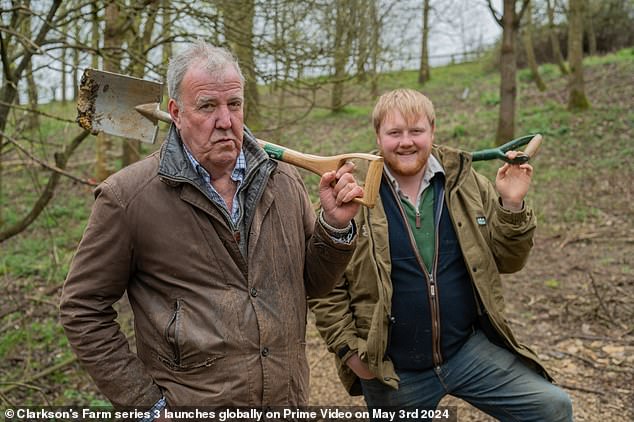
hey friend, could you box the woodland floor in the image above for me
[306,230,634,421]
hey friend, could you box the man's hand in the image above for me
[496,150,533,211]
[345,353,375,380]
[319,161,364,228]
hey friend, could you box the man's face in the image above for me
[377,111,434,178]
[168,64,244,173]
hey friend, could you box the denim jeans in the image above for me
[361,330,573,422]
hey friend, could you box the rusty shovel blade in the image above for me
[77,68,164,144]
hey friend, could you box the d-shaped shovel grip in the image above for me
[258,139,383,209]
[471,134,543,164]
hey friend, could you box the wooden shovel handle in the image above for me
[132,104,383,207]
[523,134,543,159]
[257,139,383,208]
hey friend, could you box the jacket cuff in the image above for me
[496,198,530,226]
[313,219,357,257]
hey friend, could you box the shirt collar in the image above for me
[384,154,445,207]
[183,145,246,185]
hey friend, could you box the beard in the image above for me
[382,149,429,177]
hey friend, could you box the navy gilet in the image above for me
[380,175,478,370]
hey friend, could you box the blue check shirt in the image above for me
[183,146,246,225]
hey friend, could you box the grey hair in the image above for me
[166,40,245,103]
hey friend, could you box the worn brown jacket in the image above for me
[309,145,548,395]
[60,127,355,408]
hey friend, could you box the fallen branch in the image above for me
[0,355,77,395]
[559,232,603,249]
[588,272,613,320]
[559,382,605,396]
[552,334,634,345]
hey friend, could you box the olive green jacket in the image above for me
[309,145,549,395]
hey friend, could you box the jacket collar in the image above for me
[157,124,273,187]
[431,145,472,192]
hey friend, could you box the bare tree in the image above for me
[219,0,260,127]
[121,1,160,166]
[368,0,381,97]
[568,0,590,110]
[418,0,431,84]
[522,0,546,91]
[488,0,530,144]
[331,1,354,112]
[0,0,73,237]
[95,0,127,182]
[546,0,569,75]
[585,0,597,56]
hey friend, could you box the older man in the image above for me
[60,40,363,416]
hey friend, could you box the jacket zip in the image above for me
[430,188,445,366]
[165,299,182,365]
[386,180,445,367]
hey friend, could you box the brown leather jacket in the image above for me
[60,127,355,408]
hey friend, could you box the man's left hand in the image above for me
[319,161,364,228]
[496,151,533,211]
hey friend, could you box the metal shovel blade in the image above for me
[77,68,164,144]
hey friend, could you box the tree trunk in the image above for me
[523,1,546,91]
[20,0,39,129]
[331,1,353,112]
[568,0,590,110]
[96,0,126,182]
[585,0,597,56]
[354,2,367,82]
[161,0,172,74]
[369,0,380,97]
[494,0,524,144]
[122,2,159,167]
[73,23,80,101]
[220,0,260,128]
[0,0,63,229]
[91,2,100,69]
[418,0,431,84]
[546,0,569,75]
[60,44,67,103]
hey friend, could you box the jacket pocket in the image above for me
[159,298,225,371]
[164,299,182,364]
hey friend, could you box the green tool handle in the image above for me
[471,134,537,163]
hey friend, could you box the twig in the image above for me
[552,334,634,345]
[588,272,613,320]
[558,232,603,249]
[310,349,332,372]
[559,382,605,396]
[0,355,77,395]
[547,350,598,369]
[1,132,96,186]
[0,99,76,123]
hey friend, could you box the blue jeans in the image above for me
[361,330,573,422]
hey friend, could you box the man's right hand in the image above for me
[345,353,376,380]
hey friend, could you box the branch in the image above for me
[486,0,503,26]
[0,100,76,124]
[516,0,531,24]
[0,29,12,81]
[0,355,78,395]
[0,129,93,243]
[14,0,63,79]
[2,131,95,186]
[558,382,605,396]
